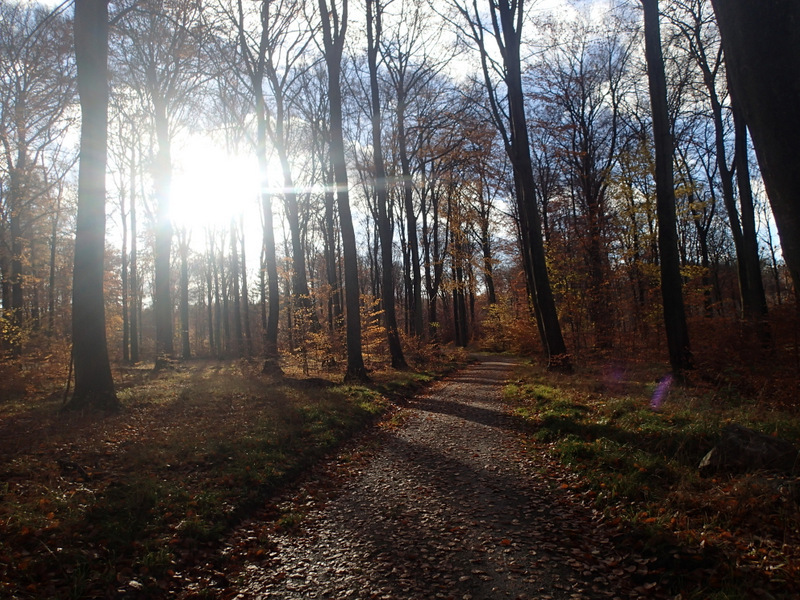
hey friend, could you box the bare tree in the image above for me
[710,0,800,299]
[535,15,635,348]
[365,0,407,368]
[641,0,692,374]
[446,0,570,370]
[668,0,768,330]
[318,0,368,381]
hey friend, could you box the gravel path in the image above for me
[229,356,650,600]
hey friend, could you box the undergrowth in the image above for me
[506,360,800,599]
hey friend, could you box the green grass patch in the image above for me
[507,360,800,599]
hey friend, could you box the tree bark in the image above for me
[67,0,118,411]
[366,0,407,369]
[710,0,800,297]
[319,0,368,381]
[641,0,693,374]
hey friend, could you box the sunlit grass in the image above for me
[506,359,800,599]
[0,356,456,599]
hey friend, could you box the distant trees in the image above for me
[0,2,75,355]
[532,15,634,349]
[113,0,211,364]
[3,0,798,385]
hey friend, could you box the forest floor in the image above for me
[211,355,664,600]
[181,355,798,600]
[0,350,799,599]
[0,349,460,599]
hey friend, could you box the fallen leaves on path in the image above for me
[194,358,672,600]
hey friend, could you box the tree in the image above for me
[228,0,283,372]
[177,226,191,358]
[365,0,407,368]
[448,0,570,370]
[381,0,443,339]
[641,0,692,374]
[0,3,75,355]
[67,0,119,411]
[535,15,634,348]
[709,0,800,299]
[668,0,768,328]
[318,0,368,381]
[114,0,210,364]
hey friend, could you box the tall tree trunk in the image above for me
[153,96,174,363]
[67,0,118,411]
[212,237,223,358]
[121,184,130,362]
[366,0,407,369]
[494,0,570,370]
[47,193,62,336]
[319,0,368,381]
[323,179,342,333]
[710,0,800,297]
[732,106,770,344]
[0,247,8,354]
[258,141,281,374]
[239,216,253,357]
[230,220,244,357]
[396,96,424,338]
[206,238,215,355]
[9,160,25,356]
[480,218,497,306]
[178,230,191,359]
[220,243,231,354]
[129,142,140,363]
[456,262,468,347]
[641,0,692,374]
[679,13,755,322]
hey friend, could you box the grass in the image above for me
[0,350,466,599]
[505,359,800,599]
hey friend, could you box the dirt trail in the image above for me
[227,356,652,600]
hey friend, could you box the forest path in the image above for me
[223,356,654,600]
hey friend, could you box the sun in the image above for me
[169,136,262,234]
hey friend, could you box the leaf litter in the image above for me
[193,357,668,600]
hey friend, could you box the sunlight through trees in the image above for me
[0,0,797,390]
